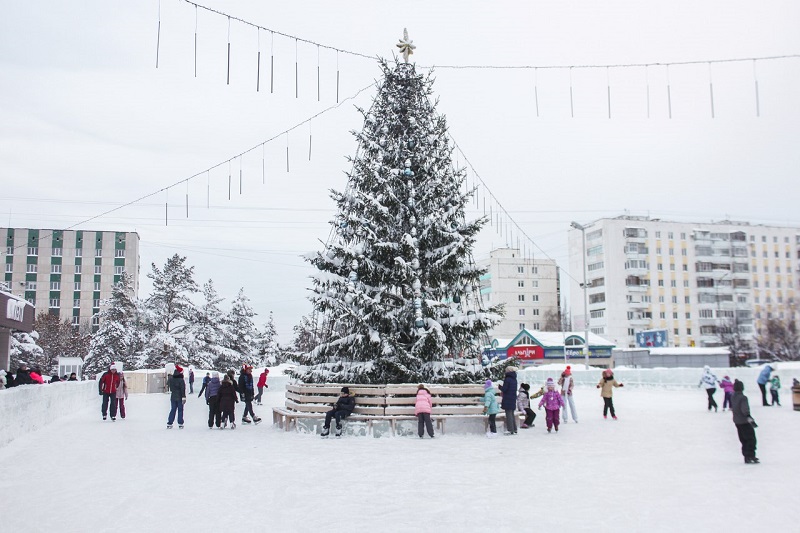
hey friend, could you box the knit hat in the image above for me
[565,365,572,375]
[546,377,555,388]
[175,365,183,373]
[603,368,613,378]
[109,364,117,371]
[723,375,730,380]
[484,379,493,390]
[520,383,530,391]
[733,379,744,392]
[341,386,350,394]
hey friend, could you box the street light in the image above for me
[571,221,590,369]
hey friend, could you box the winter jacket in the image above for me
[333,394,356,415]
[698,369,718,389]
[558,374,574,396]
[168,371,186,402]
[516,390,530,411]
[731,391,751,425]
[227,371,240,393]
[257,370,269,388]
[483,389,500,415]
[14,369,34,386]
[756,365,773,385]
[99,371,120,394]
[770,376,781,391]
[205,377,221,400]
[30,371,44,384]
[598,376,622,398]
[720,378,734,394]
[500,371,518,411]
[538,389,565,410]
[188,371,194,384]
[115,375,128,400]
[414,389,433,415]
[5,371,15,388]
[218,380,238,412]
[238,372,255,401]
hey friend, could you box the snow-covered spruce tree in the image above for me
[140,254,198,368]
[184,280,227,370]
[253,311,281,367]
[9,330,44,372]
[218,288,258,371]
[292,58,503,385]
[84,273,141,376]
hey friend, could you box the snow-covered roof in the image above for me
[492,329,615,349]
[616,347,730,356]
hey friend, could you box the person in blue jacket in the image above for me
[482,380,500,438]
[500,366,519,435]
[756,364,774,407]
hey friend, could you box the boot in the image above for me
[321,426,330,437]
[253,416,262,424]
[335,424,343,437]
[242,416,252,424]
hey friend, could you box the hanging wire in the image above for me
[228,160,232,200]
[753,59,760,117]
[193,5,198,77]
[165,188,168,226]
[606,66,611,119]
[317,45,321,102]
[308,121,313,161]
[295,38,299,99]
[262,143,266,184]
[645,65,650,119]
[336,50,340,103]
[666,64,672,119]
[270,31,275,93]
[185,179,189,217]
[286,132,290,172]
[156,0,161,68]
[708,62,715,118]
[226,16,231,85]
[569,66,574,118]
[239,156,243,195]
[256,28,261,91]
[534,67,539,118]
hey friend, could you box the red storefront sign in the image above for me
[507,345,544,360]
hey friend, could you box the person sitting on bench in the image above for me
[321,387,355,437]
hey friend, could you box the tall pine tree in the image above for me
[292,57,502,384]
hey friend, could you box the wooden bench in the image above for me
[272,383,526,435]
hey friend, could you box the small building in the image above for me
[484,328,616,367]
[612,347,730,368]
[57,357,84,380]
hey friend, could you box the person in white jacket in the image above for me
[558,366,578,423]
[698,365,719,412]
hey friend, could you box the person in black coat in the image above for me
[321,387,356,437]
[217,374,239,429]
[12,363,34,386]
[237,365,260,424]
[166,366,187,428]
[500,366,519,435]
[731,379,759,464]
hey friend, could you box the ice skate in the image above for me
[335,425,342,437]
[242,416,252,424]
[231,422,236,430]
[111,417,116,421]
[612,416,618,420]
[321,426,330,437]
[547,427,552,433]
[167,424,173,429]
[103,416,107,421]
[253,416,262,424]
[222,421,227,429]
[179,425,184,429]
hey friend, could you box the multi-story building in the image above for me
[568,216,799,351]
[477,247,561,339]
[2,228,140,331]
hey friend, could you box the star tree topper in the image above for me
[396,28,416,63]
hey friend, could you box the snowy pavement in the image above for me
[1,384,798,532]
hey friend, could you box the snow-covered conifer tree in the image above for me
[185,280,227,370]
[293,56,502,384]
[253,311,281,366]
[9,330,44,372]
[218,288,257,370]
[84,273,141,376]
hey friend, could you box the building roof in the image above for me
[491,329,615,350]
[616,347,730,356]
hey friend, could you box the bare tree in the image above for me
[755,317,800,362]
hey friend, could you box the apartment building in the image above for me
[2,228,140,331]
[568,216,799,350]
[477,248,561,339]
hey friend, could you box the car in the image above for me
[744,359,775,368]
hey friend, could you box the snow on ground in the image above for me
[1,383,798,532]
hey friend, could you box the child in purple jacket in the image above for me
[720,376,734,412]
[538,378,566,433]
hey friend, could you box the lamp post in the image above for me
[571,221,590,369]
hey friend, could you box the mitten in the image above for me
[619,383,624,387]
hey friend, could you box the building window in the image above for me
[26,264,37,273]
[518,280,524,288]
[115,249,125,258]
[73,299,80,308]
[657,263,663,271]
[588,262,604,272]
[670,280,676,287]
[659,296,664,303]
[655,231,661,238]
[518,295,525,302]
[517,266,524,274]
[72,316,80,326]
[531,280,539,288]
[5,246,13,255]
[51,264,62,274]
[93,299,101,308]
[27,247,38,256]
[50,281,60,290]
[531,295,539,302]
[674,328,679,335]
[74,248,82,257]
[92,315,100,326]
[531,266,538,274]
[659,312,666,319]
[685,296,691,304]
[680,233,686,240]
[658,280,664,287]
[590,309,605,319]
[94,265,102,274]
[114,266,124,275]
[74,282,81,291]
[683,280,689,287]
[4,263,11,273]
[628,328,635,336]
[519,323,526,330]
[74,264,82,274]
[49,298,60,308]
[699,309,713,318]
[94,281,101,291]
[672,296,678,304]
[587,245,603,256]
[52,248,62,257]
[657,247,662,255]
[681,249,687,256]
[532,309,540,315]
[687,328,692,335]
[533,323,540,330]
[25,281,37,290]
[685,313,691,319]
[519,309,526,316]
[95,249,103,257]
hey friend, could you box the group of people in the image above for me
[699,364,782,413]
[191,364,269,430]
[98,364,129,421]
[479,365,624,438]
[0,362,79,390]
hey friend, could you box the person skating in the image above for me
[558,365,578,423]
[500,366,519,435]
[538,378,565,433]
[237,364,261,424]
[197,372,211,398]
[188,368,195,394]
[166,365,187,429]
[218,374,239,429]
[731,379,759,464]
[756,364,774,406]
[414,384,435,438]
[769,375,781,406]
[482,380,500,438]
[597,369,623,419]
[698,365,720,412]
[321,387,355,437]
[517,383,535,428]
[256,368,269,405]
[205,372,222,428]
[720,375,734,412]
[98,364,121,421]
[115,371,129,419]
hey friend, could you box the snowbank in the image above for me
[0,380,96,447]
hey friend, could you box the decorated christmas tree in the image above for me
[291,32,504,384]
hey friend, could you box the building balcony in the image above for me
[630,317,651,325]
[626,285,648,292]
[628,300,649,309]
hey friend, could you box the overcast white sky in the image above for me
[1,1,799,340]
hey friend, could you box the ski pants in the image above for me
[735,422,757,459]
[101,393,117,418]
[487,413,497,433]
[770,389,780,406]
[167,400,184,426]
[523,408,536,426]
[504,409,517,433]
[706,388,718,410]
[115,398,126,418]
[417,412,434,437]
[603,397,616,418]
[561,393,578,422]
[758,383,769,406]
[221,404,235,424]
[256,386,264,403]
[242,399,256,419]
[208,395,221,428]
[545,408,560,430]
[723,391,732,410]
[324,409,349,428]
